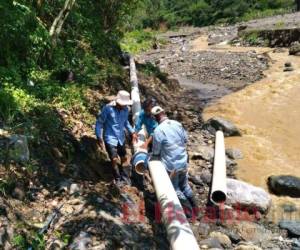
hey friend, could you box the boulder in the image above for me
[200,169,212,185]
[283,67,294,72]
[188,174,204,186]
[227,231,241,244]
[203,117,241,137]
[199,238,223,249]
[227,178,272,213]
[226,148,243,160]
[284,62,292,67]
[268,175,300,198]
[0,134,29,163]
[209,231,231,248]
[191,146,214,162]
[289,42,300,56]
[234,221,272,244]
[279,220,300,237]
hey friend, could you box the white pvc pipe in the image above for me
[130,56,141,123]
[149,160,199,250]
[129,55,199,250]
[210,130,227,205]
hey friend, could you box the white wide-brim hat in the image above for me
[151,106,164,115]
[116,90,133,106]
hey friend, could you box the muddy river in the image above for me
[190,37,300,222]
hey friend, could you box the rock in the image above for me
[58,180,71,192]
[289,42,300,55]
[52,147,63,159]
[283,67,294,72]
[234,221,272,244]
[281,203,297,213]
[226,148,243,160]
[0,129,8,136]
[199,238,223,249]
[226,158,237,168]
[69,183,81,195]
[0,228,7,247]
[0,205,7,216]
[209,232,231,248]
[69,231,92,250]
[279,220,300,237]
[234,245,262,250]
[227,178,271,213]
[196,222,211,237]
[292,239,300,249]
[227,231,241,244]
[203,117,241,137]
[189,174,204,186]
[12,187,26,200]
[273,48,286,53]
[49,239,66,250]
[284,62,292,67]
[268,175,300,198]
[41,188,50,197]
[191,146,214,162]
[0,135,30,163]
[166,78,180,89]
[200,169,212,185]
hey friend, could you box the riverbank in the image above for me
[136,13,300,249]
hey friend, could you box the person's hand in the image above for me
[132,132,138,143]
[97,138,105,150]
[141,142,148,150]
[169,170,176,179]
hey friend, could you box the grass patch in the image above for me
[241,8,293,22]
[120,30,163,54]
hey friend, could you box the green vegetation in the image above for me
[242,30,260,45]
[132,0,295,29]
[121,30,157,54]
[0,0,138,167]
[12,232,45,250]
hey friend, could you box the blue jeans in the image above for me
[170,169,193,201]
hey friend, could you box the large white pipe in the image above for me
[129,56,199,250]
[130,56,141,123]
[210,130,227,205]
[149,160,200,250]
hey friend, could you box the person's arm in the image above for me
[134,111,143,133]
[95,106,108,148]
[152,131,162,157]
[141,135,153,149]
[125,110,137,142]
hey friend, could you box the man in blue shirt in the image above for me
[134,98,158,150]
[95,90,137,185]
[151,106,197,214]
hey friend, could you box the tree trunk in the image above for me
[49,0,76,42]
[296,0,300,11]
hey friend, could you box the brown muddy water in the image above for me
[191,37,300,222]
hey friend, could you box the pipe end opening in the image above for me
[135,162,146,175]
[211,191,226,204]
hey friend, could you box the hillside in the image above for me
[1,1,300,249]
